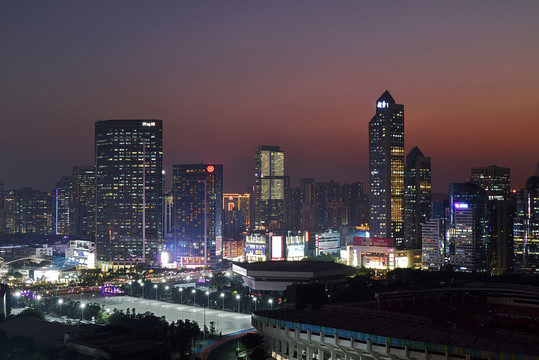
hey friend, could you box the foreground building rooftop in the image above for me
[232,261,356,292]
[253,284,539,359]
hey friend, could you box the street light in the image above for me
[236,294,240,313]
[192,289,196,306]
[252,297,257,312]
[179,288,184,304]
[204,291,210,338]
[14,291,21,308]
[165,286,169,302]
[58,299,64,317]
[220,293,225,310]
[36,295,42,311]
[140,283,145,298]
[268,298,273,310]
[154,284,158,300]
[80,303,86,321]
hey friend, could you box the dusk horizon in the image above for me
[1,1,538,194]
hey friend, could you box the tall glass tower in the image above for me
[404,146,431,249]
[173,164,223,267]
[95,119,163,265]
[369,90,405,247]
[254,145,286,228]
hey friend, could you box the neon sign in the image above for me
[377,101,389,108]
[454,203,469,209]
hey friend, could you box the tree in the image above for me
[15,308,45,321]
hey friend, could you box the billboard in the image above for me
[271,236,284,260]
[353,237,393,247]
[286,243,305,260]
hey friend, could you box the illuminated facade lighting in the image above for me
[369,90,405,247]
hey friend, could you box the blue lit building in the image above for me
[173,164,223,267]
[449,182,489,272]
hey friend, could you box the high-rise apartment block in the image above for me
[254,145,287,228]
[95,119,163,265]
[173,164,223,267]
[404,146,431,249]
[369,90,405,247]
[3,188,52,235]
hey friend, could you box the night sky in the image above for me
[1,1,538,194]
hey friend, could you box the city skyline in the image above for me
[1,1,539,193]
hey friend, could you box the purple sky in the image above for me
[1,1,538,194]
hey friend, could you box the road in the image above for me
[78,294,253,335]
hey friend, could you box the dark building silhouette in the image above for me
[173,164,223,267]
[369,90,405,247]
[471,165,513,274]
[71,165,95,239]
[95,119,163,265]
[404,146,431,249]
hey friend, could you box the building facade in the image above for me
[449,183,489,272]
[513,176,539,273]
[471,165,513,274]
[172,164,223,267]
[71,166,96,239]
[254,145,287,228]
[403,146,431,249]
[369,90,405,247]
[95,119,163,265]
[223,193,251,241]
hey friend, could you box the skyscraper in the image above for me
[403,146,431,249]
[471,165,513,274]
[471,165,511,201]
[72,165,96,239]
[449,182,489,272]
[95,119,163,265]
[369,90,405,246]
[173,164,223,267]
[254,145,287,228]
[513,175,539,273]
[55,176,72,236]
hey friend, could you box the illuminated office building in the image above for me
[95,119,163,265]
[513,175,539,273]
[223,193,250,240]
[3,188,52,235]
[369,90,405,247]
[254,145,287,228]
[471,165,511,201]
[55,176,72,236]
[449,182,489,272]
[471,165,513,274]
[71,166,95,239]
[403,146,431,249]
[173,164,223,267]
